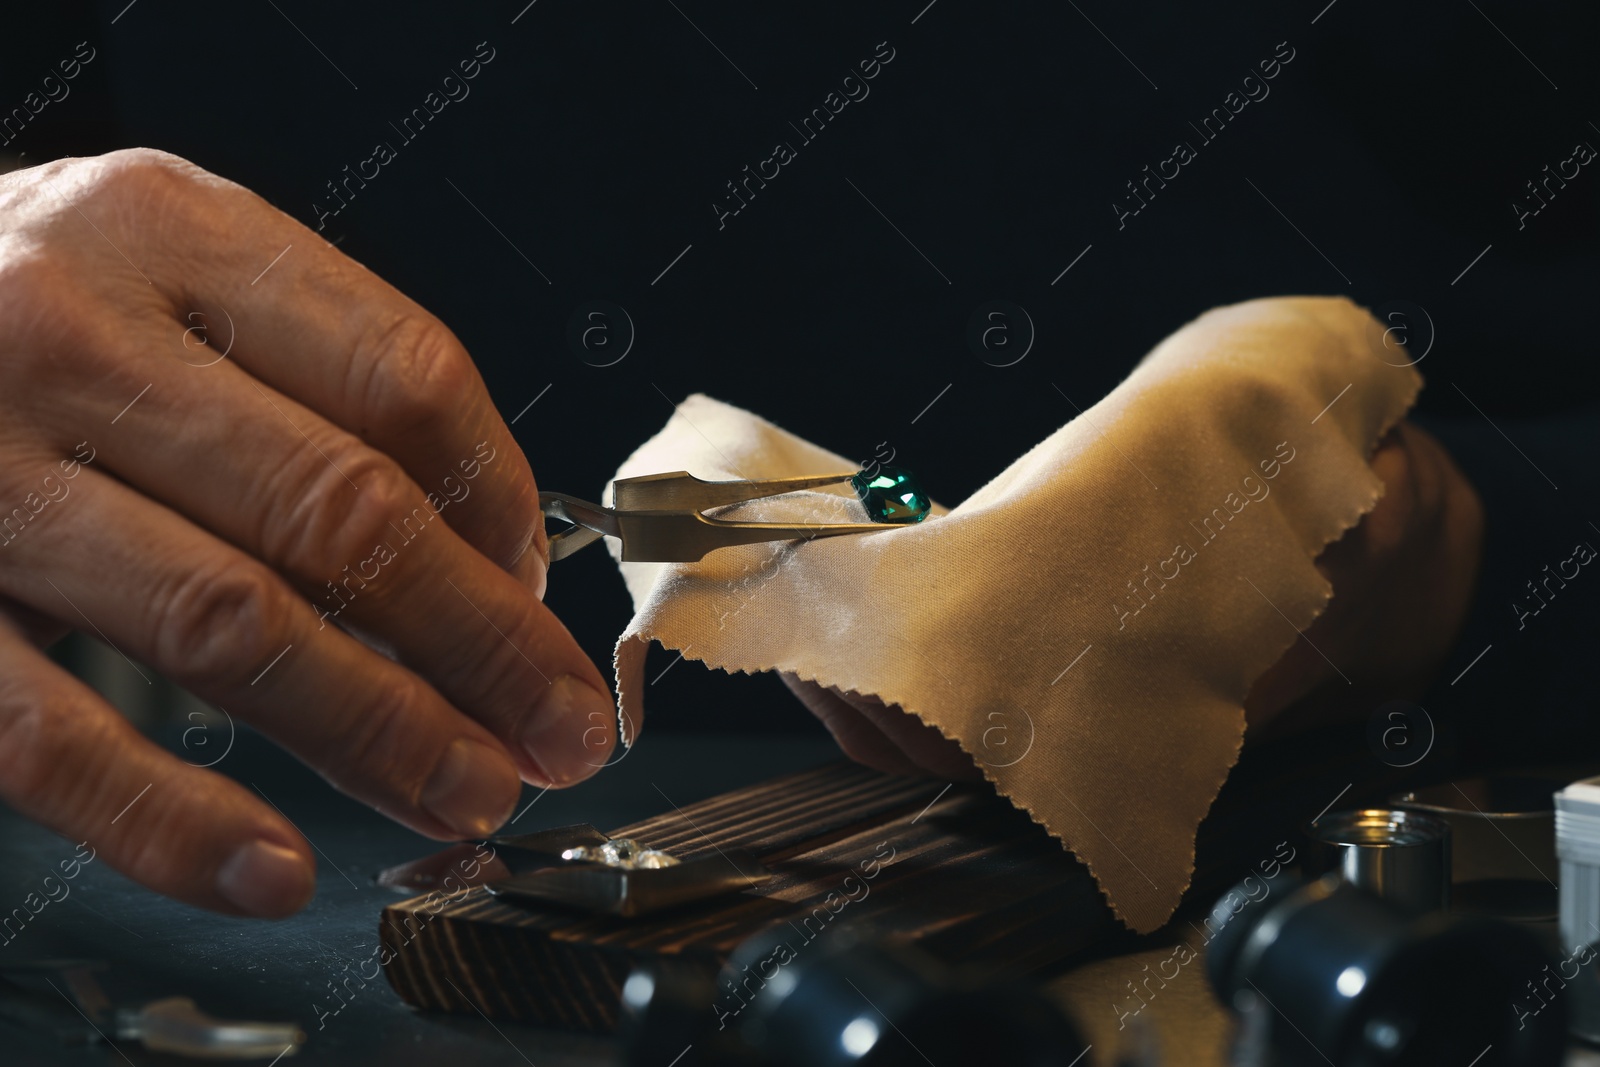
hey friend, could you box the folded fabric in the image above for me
[604,296,1421,932]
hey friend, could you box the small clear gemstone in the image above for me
[634,850,680,869]
[562,838,676,869]
[602,838,639,864]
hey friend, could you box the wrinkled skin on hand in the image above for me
[0,149,616,918]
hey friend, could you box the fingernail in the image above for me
[421,738,521,837]
[513,543,548,602]
[522,675,616,786]
[510,528,549,602]
[216,840,316,917]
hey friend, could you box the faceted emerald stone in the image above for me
[850,465,931,524]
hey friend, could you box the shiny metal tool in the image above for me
[480,823,772,919]
[376,824,773,918]
[539,470,892,563]
[0,960,304,1059]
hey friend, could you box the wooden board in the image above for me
[380,762,1120,1031]
[380,727,1425,1032]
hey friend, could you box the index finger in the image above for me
[131,152,549,591]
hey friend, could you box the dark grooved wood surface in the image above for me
[380,762,1121,1031]
[380,732,1407,1032]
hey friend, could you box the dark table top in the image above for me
[0,721,843,1067]
[12,720,1600,1067]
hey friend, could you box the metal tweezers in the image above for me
[539,470,888,563]
[0,960,303,1059]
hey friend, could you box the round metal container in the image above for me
[1308,808,1452,916]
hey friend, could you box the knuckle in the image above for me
[1402,425,1450,520]
[0,692,118,825]
[1367,444,1419,556]
[0,252,63,315]
[74,150,230,256]
[0,254,96,357]
[445,596,548,710]
[0,686,215,895]
[324,675,424,794]
[111,790,200,889]
[99,146,190,172]
[352,311,475,440]
[484,459,544,574]
[262,438,426,588]
[150,560,290,690]
[82,147,197,202]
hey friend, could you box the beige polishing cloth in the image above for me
[603,296,1420,932]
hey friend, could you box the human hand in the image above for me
[1243,420,1485,739]
[780,674,981,781]
[0,149,615,918]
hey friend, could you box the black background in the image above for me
[4,0,1598,741]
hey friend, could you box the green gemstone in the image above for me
[850,465,931,524]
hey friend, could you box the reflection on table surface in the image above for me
[0,724,842,1067]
